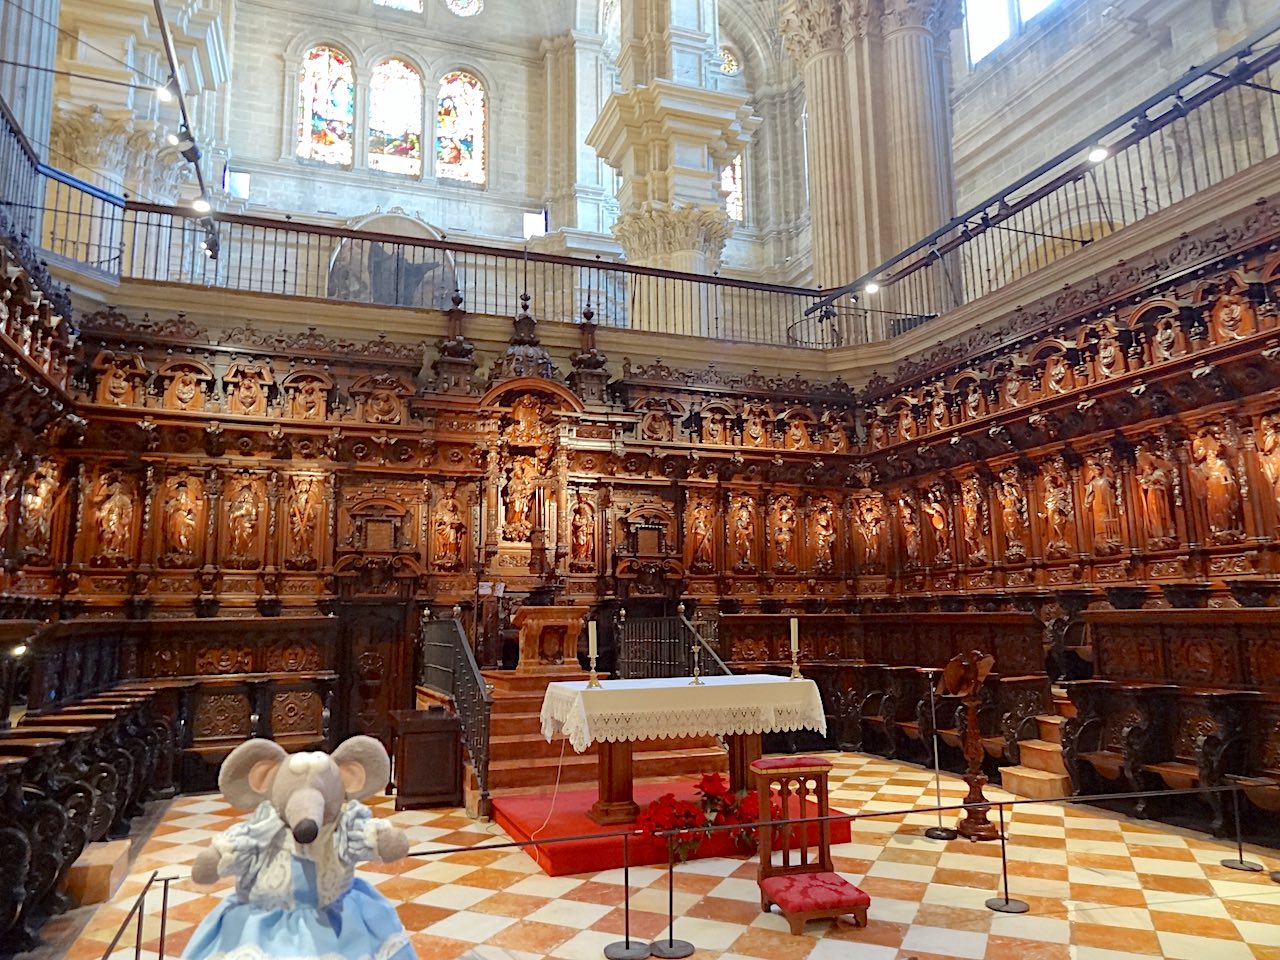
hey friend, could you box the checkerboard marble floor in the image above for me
[48,752,1280,960]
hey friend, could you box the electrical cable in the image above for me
[528,736,568,841]
[0,0,168,86]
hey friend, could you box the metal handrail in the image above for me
[418,615,493,815]
[677,604,730,676]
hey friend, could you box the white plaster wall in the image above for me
[950,0,1273,212]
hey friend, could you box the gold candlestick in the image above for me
[789,644,802,680]
[689,641,704,685]
[586,650,603,688]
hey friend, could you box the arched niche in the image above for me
[327,212,457,310]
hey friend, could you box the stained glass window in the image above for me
[297,46,354,166]
[722,154,744,222]
[435,71,486,184]
[720,47,741,76]
[445,0,482,16]
[369,59,423,176]
[375,0,422,10]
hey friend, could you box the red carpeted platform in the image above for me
[492,781,852,877]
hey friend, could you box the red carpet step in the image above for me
[492,781,852,876]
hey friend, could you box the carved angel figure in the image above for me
[1190,431,1243,542]
[289,477,320,563]
[164,477,199,556]
[1040,463,1074,560]
[996,467,1028,562]
[1082,454,1122,555]
[569,493,596,568]
[961,476,989,565]
[228,484,261,558]
[921,487,951,565]
[688,499,715,569]
[811,499,836,573]
[771,495,797,572]
[1135,445,1176,547]
[95,472,133,557]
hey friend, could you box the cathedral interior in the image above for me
[2,0,1280,958]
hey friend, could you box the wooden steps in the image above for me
[1001,703,1073,800]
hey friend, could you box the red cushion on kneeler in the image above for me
[749,756,832,773]
[761,872,871,912]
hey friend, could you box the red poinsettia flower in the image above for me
[696,772,731,801]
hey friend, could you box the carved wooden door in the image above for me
[339,602,413,746]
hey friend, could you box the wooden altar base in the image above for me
[492,780,851,876]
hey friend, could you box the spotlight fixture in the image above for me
[155,76,179,102]
[10,644,26,657]
[166,132,180,146]
[864,281,880,295]
[192,197,211,213]
[1088,145,1109,163]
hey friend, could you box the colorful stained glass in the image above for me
[445,0,482,16]
[369,59,423,177]
[297,46,354,166]
[435,71,486,184]
[720,47,741,76]
[722,154,744,222]
[375,0,423,9]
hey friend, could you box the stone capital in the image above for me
[881,0,962,38]
[780,0,865,63]
[612,204,732,270]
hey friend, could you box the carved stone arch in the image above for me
[327,213,457,310]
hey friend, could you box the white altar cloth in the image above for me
[539,674,827,753]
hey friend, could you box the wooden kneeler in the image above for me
[750,756,870,936]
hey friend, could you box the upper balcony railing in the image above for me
[3,17,1279,352]
[799,16,1280,347]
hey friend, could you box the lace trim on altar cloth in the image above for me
[543,704,826,752]
[202,932,410,960]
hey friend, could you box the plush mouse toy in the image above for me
[182,736,417,960]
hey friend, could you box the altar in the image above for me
[540,674,827,824]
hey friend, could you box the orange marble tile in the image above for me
[1068,851,1135,872]
[728,926,824,960]
[1225,897,1280,924]
[394,902,455,932]
[823,917,909,948]
[1148,910,1246,940]
[856,876,929,901]
[672,871,725,895]
[913,903,994,933]
[562,880,627,905]
[406,932,475,960]
[1135,873,1214,896]
[486,919,577,953]
[470,891,554,918]
[373,876,440,902]
[1069,922,1162,954]
[589,906,672,940]
[1127,843,1197,861]
[687,894,766,925]
[932,866,1002,889]
[458,867,530,890]
[1006,860,1069,882]
[879,845,946,866]
[983,935,1072,960]
[1066,882,1148,907]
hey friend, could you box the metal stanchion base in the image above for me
[1271,870,1280,884]
[1221,858,1265,872]
[925,826,958,841]
[986,896,1030,914]
[649,939,694,959]
[604,941,651,960]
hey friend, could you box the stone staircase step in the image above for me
[1036,714,1066,744]
[1001,765,1071,801]
[489,712,545,737]
[488,732,718,763]
[1018,738,1068,775]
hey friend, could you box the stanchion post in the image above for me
[134,884,147,960]
[604,832,650,960]
[158,877,170,960]
[649,834,693,959]
[924,668,957,842]
[1221,786,1264,872]
[985,802,1029,914]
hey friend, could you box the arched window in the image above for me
[719,47,741,76]
[435,71,486,185]
[444,0,482,15]
[375,0,422,9]
[297,46,354,166]
[369,58,423,176]
[722,154,744,222]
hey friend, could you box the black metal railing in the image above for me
[800,16,1280,346]
[418,615,492,813]
[0,97,38,246]
[616,605,729,680]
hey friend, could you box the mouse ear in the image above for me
[331,735,391,800]
[220,739,288,809]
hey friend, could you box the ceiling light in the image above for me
[192,197,211,213]
[166,132,180,147]
[156,77,179,102]
[1087,146,1109,163]
[864,281,880,295]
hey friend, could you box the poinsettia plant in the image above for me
[635,774,774,861]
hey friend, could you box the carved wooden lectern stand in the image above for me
[938,649,999,842]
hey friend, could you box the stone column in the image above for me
[880,0,959,251]
[780,0,879,287]
[588,0,759,279]
[0,0,59,152]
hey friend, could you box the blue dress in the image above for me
[182,801,417,960]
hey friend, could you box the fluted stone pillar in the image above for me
[780,0,880,288]
[881,0,959,250]
[0,0,59,152]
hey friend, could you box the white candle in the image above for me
[790,617,799,655]
[588,620,598,661]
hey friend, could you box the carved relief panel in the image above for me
[1082,451,1124,556]
[808,496,837,574]
[895,491,922,569]
[768,493,798,573]
[285,474,324,570]
[921,484,952,566]
[92,351,147,406]
[157,359,212,412]
[959,475,990,566]
[1255,411,1280,532]
[224,360,273,416]
[86,466,137,566]
[1039,456,1076,561]
[853,495,885,572]
[1134,440,1179,550]
[1189,425,1246,544]
[19,459,59,564]
[223,473,267,569]
[350,374,412,424]
[995,466,1029,564]
[282,370,333,421]
[568,490,597,573]
[728,491,757,573]
[685,493,717,574]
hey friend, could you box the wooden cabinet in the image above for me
[388,708,462,810]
